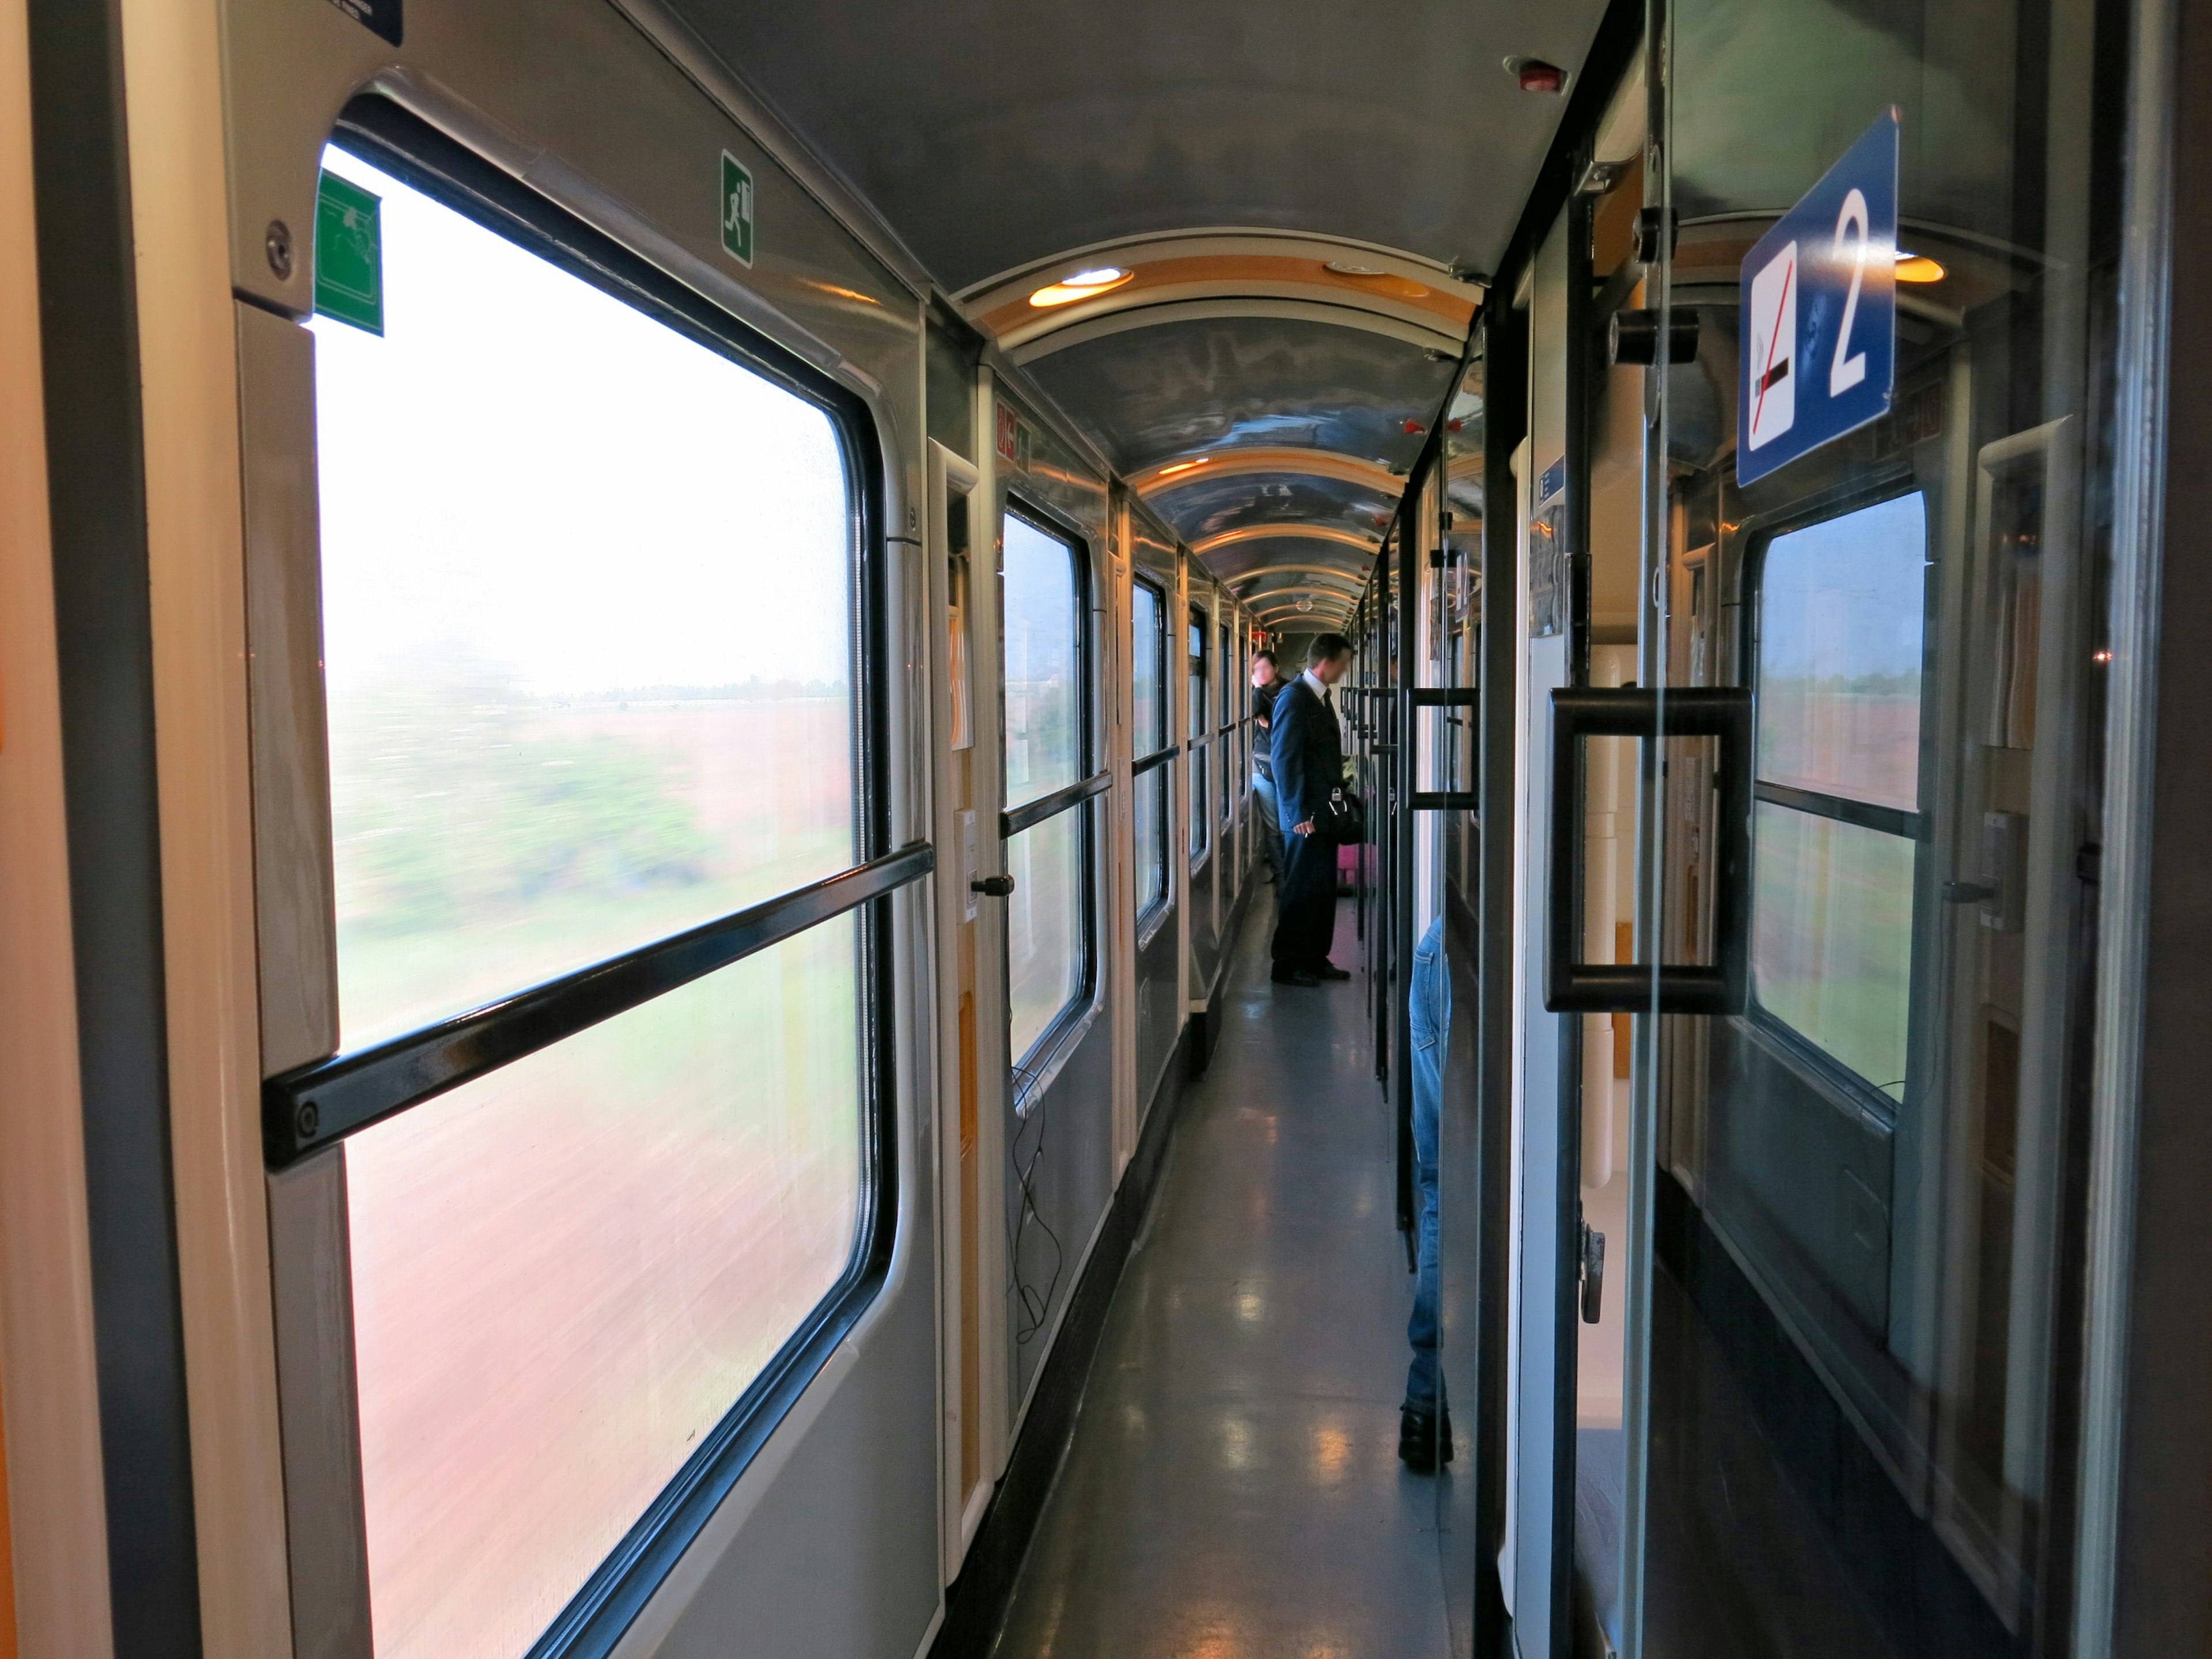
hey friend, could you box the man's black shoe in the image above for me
[1312,961,1351,980]
[1271,966,1320,987]
[1399,1407,1440,1474]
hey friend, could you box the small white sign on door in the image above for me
[1746,240,1798,451]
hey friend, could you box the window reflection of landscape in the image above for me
[1751,494,1927,1099]
[310,139,870,1659]
[312,145,854,1050]
[1002,514,1081,811]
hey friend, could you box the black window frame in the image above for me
[1131,573,1175,931]
[1217,619,1235,828]
[1188,604,1210,865]
[1741,479,1935,1122]
[261,96,919,1659]
[998,497,1101,1086]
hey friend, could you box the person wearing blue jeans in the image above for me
[1400,914,1452,1472]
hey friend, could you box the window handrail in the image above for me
[263,841,935,1165]
[1132,744,1180,777]
[1001,769,1111,838]
[1753,778,1922,840]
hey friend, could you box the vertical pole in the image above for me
[1374,535,1396,1084]
[1396,484,1422,1245]
[1475,304,1526,1659]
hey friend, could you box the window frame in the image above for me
[262,97,912,1659]
[1217,619,1235,828]
[1741,482,1934,1119]
[998,496,1100,1084]
[1131,573,1174,932]
[1188,604,1211,866]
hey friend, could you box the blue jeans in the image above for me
[1404,915,1451,1414]
[1251,772,1284,880]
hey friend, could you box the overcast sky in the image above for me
[311,146,853,701]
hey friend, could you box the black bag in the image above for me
[1319,787,1366,845]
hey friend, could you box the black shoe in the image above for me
[1271,966,1320,987]
[1311,961,1351,980]
[1399,1407,1440,1474]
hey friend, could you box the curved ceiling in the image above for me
[668,0,1612,289]
[668,0,1612,630]
[1019,315,1451,475]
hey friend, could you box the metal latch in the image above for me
[971,874,1015,897]
[1579,1218,1607,1324]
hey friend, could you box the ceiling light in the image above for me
[1028,266,1132,307]
[1326,260,1388,276]
[1156,457,1210,478]
[1895,252,1946,283]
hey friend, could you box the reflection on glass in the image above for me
[310,146,854,1049]
[1132,580,1165,754]
[1187,615,1206,741]
[1189,747,1209,859]
[1752,802,1915,1099]
[1134,766,1166,920]
[1006,809,1084,1062]
[1002,515,1080,809]
[1756,494,1927,810]
[345,920,863,1659]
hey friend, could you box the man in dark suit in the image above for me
[1268,634,1354,986]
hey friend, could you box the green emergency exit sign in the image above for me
[313,170,383,335]
[721,152,755,266]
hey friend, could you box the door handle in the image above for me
[1546,685,1752,1014]
[971,874,1015,897]
[1579,1219,1607,1324]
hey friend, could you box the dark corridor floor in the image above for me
[989,898,1452,1659]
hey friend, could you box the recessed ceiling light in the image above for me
[1156,457,1211,478]
[1326,260,1388,276]
[1028,266,1133,307]
[1895,252,1946,283]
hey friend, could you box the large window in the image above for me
[1002,509,1093,1067]
[289,125,899,1659]
[1217,620,1234,828]
[1188,609,1209,861]
[1750,494,1928,1100]
[1132,578,1171,922]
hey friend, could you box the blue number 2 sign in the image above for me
[1738,109,1899,486]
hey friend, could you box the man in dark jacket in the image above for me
[1268,634,1354,986]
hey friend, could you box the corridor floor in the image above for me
[990,897,1451,1658]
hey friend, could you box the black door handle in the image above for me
[971,874,1015,897]
[1579,1220,1607,1324]
[1545,685,1751,1014]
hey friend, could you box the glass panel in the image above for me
[1132,579,1165,755]
[344,918,864,1659]
[1187,613,1206,741]
[1632,0,2131,1645]
[1752,802,1915,1099]
[1756,495,1929,810]
[1002,514,1080,809]
[1134,765,1166,919]
[1006,809,1084,1063]
[311,145,855,1049]
[1189,747,1208,858]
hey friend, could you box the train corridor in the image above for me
[986,895,1459,1659]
